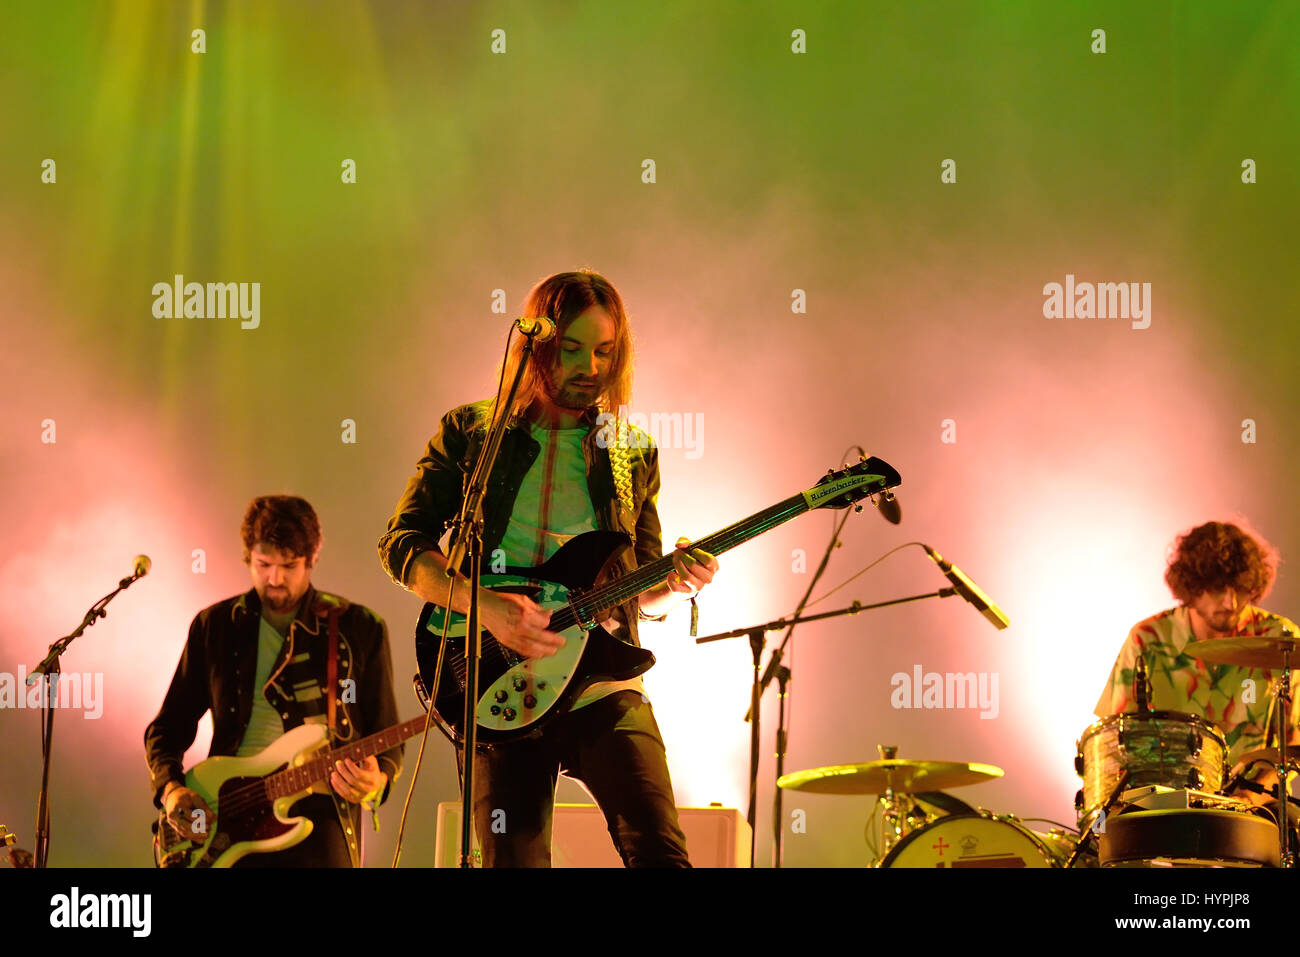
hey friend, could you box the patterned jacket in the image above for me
[377,400,665,646]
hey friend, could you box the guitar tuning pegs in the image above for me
[854,504,863,513]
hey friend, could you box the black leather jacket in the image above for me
[143,584,403,866]
[377,400,666,645]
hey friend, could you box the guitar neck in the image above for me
[551,492,812,631]
[264,716,431,800]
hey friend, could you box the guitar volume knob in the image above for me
[523,694,537,709]
[502,708,516,721]
[512,676,527,692]
[494,690,508,703]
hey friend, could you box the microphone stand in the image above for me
[28,566,146,868]
[771,664,790,867]
[442,329,538,868]
[746,504,850,869]
[696,586,960,867]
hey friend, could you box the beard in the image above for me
[262,585,300,613]
[545,375,600,411]
[1204,609,1240,635]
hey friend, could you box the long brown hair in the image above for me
[479,269,635,427]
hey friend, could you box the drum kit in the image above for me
[777,633,1298,867]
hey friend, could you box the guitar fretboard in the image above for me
[264,716,431,800]
[547,492,812,631]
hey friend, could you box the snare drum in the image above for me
[1075,711,1226,824]
[879,814,1077,868]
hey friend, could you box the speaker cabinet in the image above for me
[434,802,751,867]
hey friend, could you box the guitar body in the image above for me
[155,723,329,868]
[414,529,655,746]
[411,454,903,748]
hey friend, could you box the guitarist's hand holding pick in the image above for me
[480,590,566,658]
[162,782,215,841]
[331,756,387,804]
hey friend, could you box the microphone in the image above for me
[133,555,152,578]
[922,545,1009,630]
[1133,650,1152,711]
[515,316,557,341]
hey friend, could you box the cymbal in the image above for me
[1186,635,1300,669]
[777,759,1003,795]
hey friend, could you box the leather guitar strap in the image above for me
[323,606,362,868]
[326,609,338,743]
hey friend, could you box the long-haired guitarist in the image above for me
[378,269,718,867]
[145,495,404,866]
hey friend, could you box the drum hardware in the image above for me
[1121,784,1266,815]
[1186,631,1297,868]
[1065,769,1130,869]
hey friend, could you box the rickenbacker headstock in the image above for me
[801,455,902,512]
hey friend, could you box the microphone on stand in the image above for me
[922,545,1010,630]
[1133,649,1153,712]
[121,554,152,587]
[515,316,557,341]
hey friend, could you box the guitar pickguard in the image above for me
[424,575,588,732]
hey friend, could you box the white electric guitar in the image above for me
[152,716,428,868]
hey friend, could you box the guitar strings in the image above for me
[198,722,421,822]
[571,496,808,616]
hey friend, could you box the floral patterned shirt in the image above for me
[1094,605,1300,765]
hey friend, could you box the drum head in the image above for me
[1077,710,1226,748]
[880,815,1062,868]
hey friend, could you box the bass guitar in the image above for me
[413,454,901,746]
[153,715,429,868]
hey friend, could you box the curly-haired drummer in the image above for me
[1095,520,1300,775]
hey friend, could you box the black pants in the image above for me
[460,690,691,867]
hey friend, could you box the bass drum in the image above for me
[880,814,1082,868]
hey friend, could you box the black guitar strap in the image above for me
[326,609,338,744]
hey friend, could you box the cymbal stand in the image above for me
[1277,643,1293,868]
